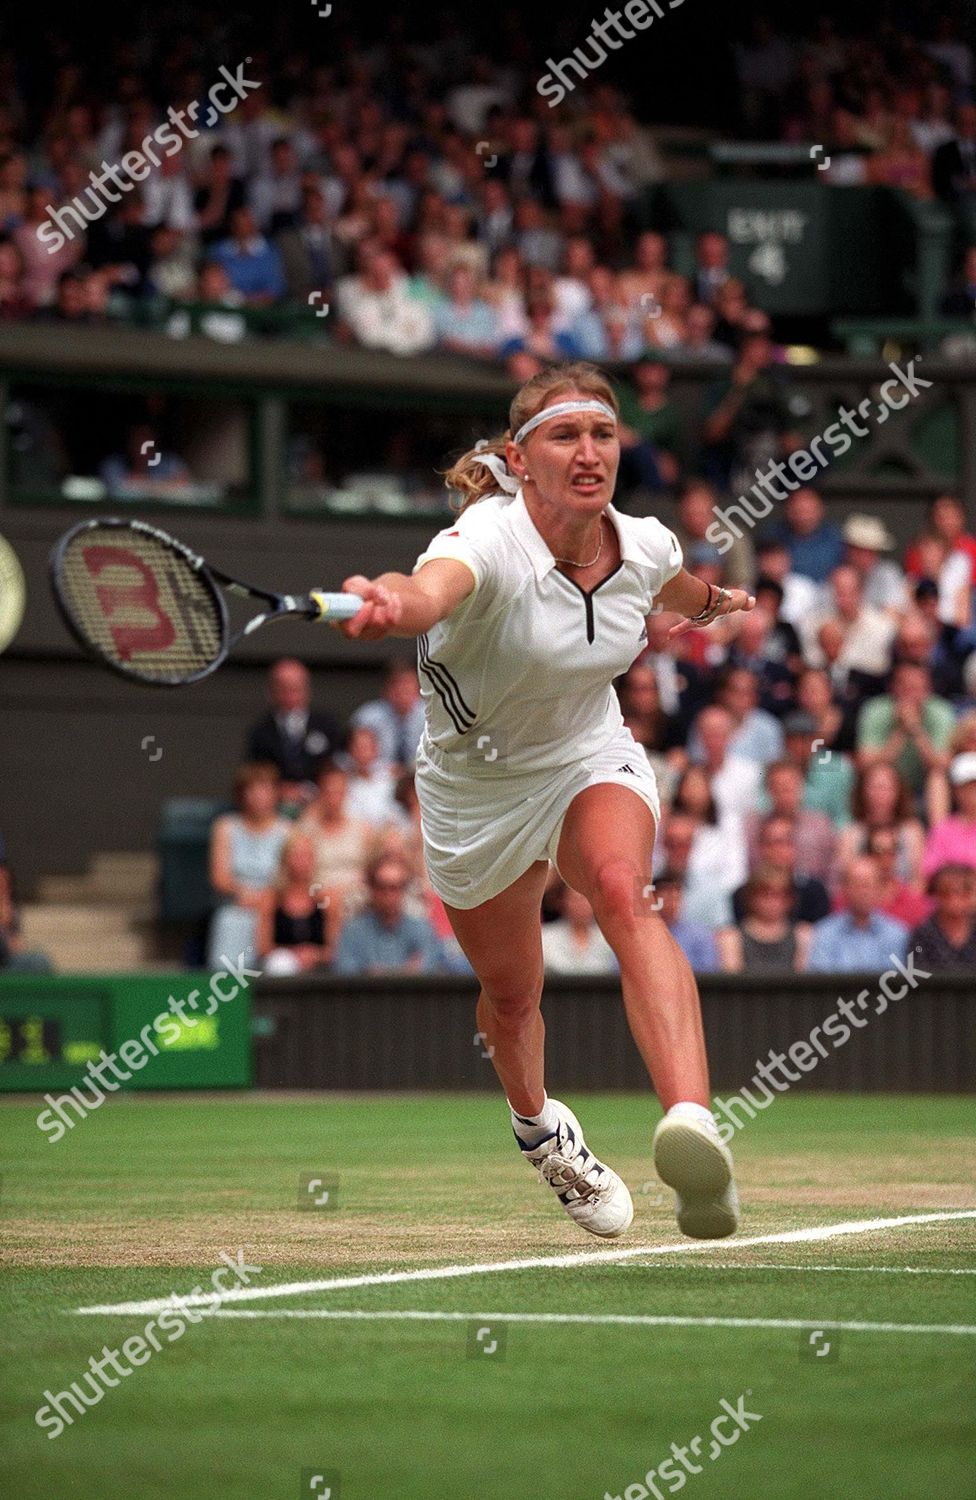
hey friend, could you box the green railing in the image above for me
[0,324,512,522]
[2,323,975,523]
[831,317,976,357]
[122,294,337,342]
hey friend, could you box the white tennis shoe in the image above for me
[517,1099,634,1239]
[652,1110,739,1239]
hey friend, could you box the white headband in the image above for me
[513,399,617,445]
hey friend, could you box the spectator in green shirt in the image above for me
[779,711,855,827]
[616,359,683,494]
[617,359,683,453]
[856,661,955,814]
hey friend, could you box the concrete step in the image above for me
[18,903,156,973]
[36,852,158,905]
[22,849,163,971]
[34,876,96,902]
[89,852,158,901]
[21,903,153,935]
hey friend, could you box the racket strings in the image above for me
[58,527,224,683]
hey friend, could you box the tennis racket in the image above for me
[49,517,363,687]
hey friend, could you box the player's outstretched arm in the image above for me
[652,568,755,638]
[336,558,475,641]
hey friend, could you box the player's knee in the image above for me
[482,978,543,1029]
[588,858,644,928]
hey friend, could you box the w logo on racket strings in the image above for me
[80,544,178,661]
[80,543,213,662]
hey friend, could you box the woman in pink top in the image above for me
[924,753,976,878]
[862,826,931,927]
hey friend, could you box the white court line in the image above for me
[204,1310,976,1336]
[74,1209,976,1316]
[648,1263,976,1277]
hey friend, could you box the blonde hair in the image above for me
[442,361,620,512]
[276,831,316,887]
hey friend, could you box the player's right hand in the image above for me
[337,575,404,640]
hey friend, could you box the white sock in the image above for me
[509,1093,559,1145]
[667,1100,716,1126]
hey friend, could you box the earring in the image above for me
[523,471,531,480]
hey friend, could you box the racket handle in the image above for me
[306,590,364,622]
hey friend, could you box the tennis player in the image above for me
[336,362,753,1240]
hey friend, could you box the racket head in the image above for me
[50,518,229,686]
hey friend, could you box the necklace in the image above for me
[553,518,604,568]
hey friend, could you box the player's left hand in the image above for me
[668,588,756,638]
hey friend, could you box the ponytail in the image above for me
[443,434,511,513]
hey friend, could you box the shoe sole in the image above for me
[547,1103,634,1239]
[652,1117,739,1240]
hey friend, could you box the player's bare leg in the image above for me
[443,860,550,1117]
[556,782,739,1238]
[444,861,633,1237]
[555,784,708,1109]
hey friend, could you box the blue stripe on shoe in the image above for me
[512,1127,559,1153]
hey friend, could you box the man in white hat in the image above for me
[842,513,909,616]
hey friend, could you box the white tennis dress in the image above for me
[411,486,683,909]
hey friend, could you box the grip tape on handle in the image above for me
[308,591,364,622]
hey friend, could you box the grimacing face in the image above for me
[506,391,620,516]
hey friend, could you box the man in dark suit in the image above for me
[274,182,341,305]
[933,101,976,235]
[499,117,556,207]
[940,244,976,317]
[246,658,343,802]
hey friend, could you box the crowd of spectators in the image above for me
[634,485,976,975]
[205,478,976,983]
[735,17,976,231]
[2,11,975,980]
[0,13,974,360]
[208,658,473,977]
